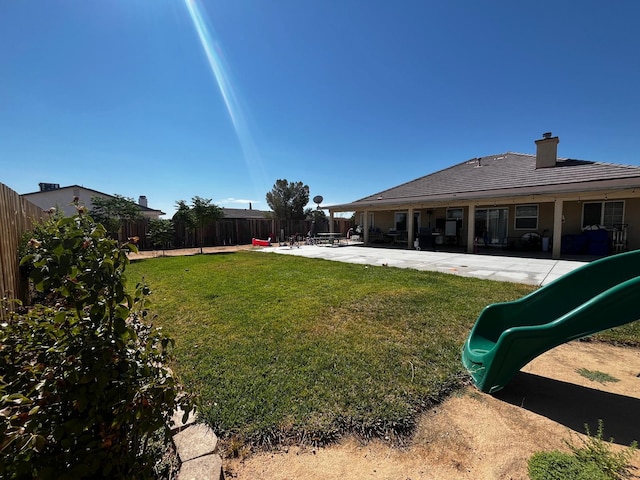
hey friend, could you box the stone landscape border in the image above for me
[171,408,224,480]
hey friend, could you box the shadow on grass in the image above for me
[495,372,640,446]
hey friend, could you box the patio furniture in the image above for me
[612,224,628,253]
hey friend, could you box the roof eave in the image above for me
[328,177,640,212]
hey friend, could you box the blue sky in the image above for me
[2,1,639,217]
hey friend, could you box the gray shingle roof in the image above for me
[353,153,640,203]
[222,208,270,220]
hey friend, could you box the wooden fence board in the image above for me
[0,183,46,318]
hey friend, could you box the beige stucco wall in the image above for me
[561,201,583,236]
[536,203,556,236]
[367,211,394,232]
[24,188,107,217]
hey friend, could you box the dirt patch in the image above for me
[128,244,255,260]
[224,341,640,479]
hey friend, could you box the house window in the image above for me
[515,204,538,230]
[446,208,463,221]
[359,212,375,230]
[395,212,407,231]
[582,201,624,229]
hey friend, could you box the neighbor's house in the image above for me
[327,133,640,259]
[22,184,164,249]
[22,183,164,219]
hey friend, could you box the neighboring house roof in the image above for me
[330,152,640,210]
[22,184,165,216]
[23,184,108,198]
[221,207,271,220]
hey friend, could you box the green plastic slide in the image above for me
[462,249,640,393]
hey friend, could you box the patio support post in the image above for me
[363,210,370,245]
[466,203,476,253]
[407,207,414,249]
[329,211,335,234]
[552,199,563,259]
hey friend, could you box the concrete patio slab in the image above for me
[256,244,588,286]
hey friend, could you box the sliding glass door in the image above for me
[475,208,508,245]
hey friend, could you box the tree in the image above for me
[304,207,328,236]
[305,207,327,223]
[191,196,223,254]
[148,218,174,255]
[90,195,142,240]
[266,179,310,223]
[172,200,196,247]
[172,197,222,254]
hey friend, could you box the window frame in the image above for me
[582,200,625,229]
[514,204,539,230]
[446,208,463,221]
[394,211,408,231]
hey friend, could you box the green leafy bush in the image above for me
[528,420,637,480]
[1,206,192,479]
[568,421,637,479]
[528,450,610,480]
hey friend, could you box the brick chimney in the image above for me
[138,195,148,208]
[534,132,559,169]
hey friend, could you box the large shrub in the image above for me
[1,205,192,479]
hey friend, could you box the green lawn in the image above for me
[126,251,638,447]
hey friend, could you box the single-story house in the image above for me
[22,183,165,219]
[327,133,640,259]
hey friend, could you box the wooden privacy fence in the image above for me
[0,182,47,317]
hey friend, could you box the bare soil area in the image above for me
[224,341,640,479]
[128,244,255,260]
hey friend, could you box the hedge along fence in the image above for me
[0,182,46,318]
